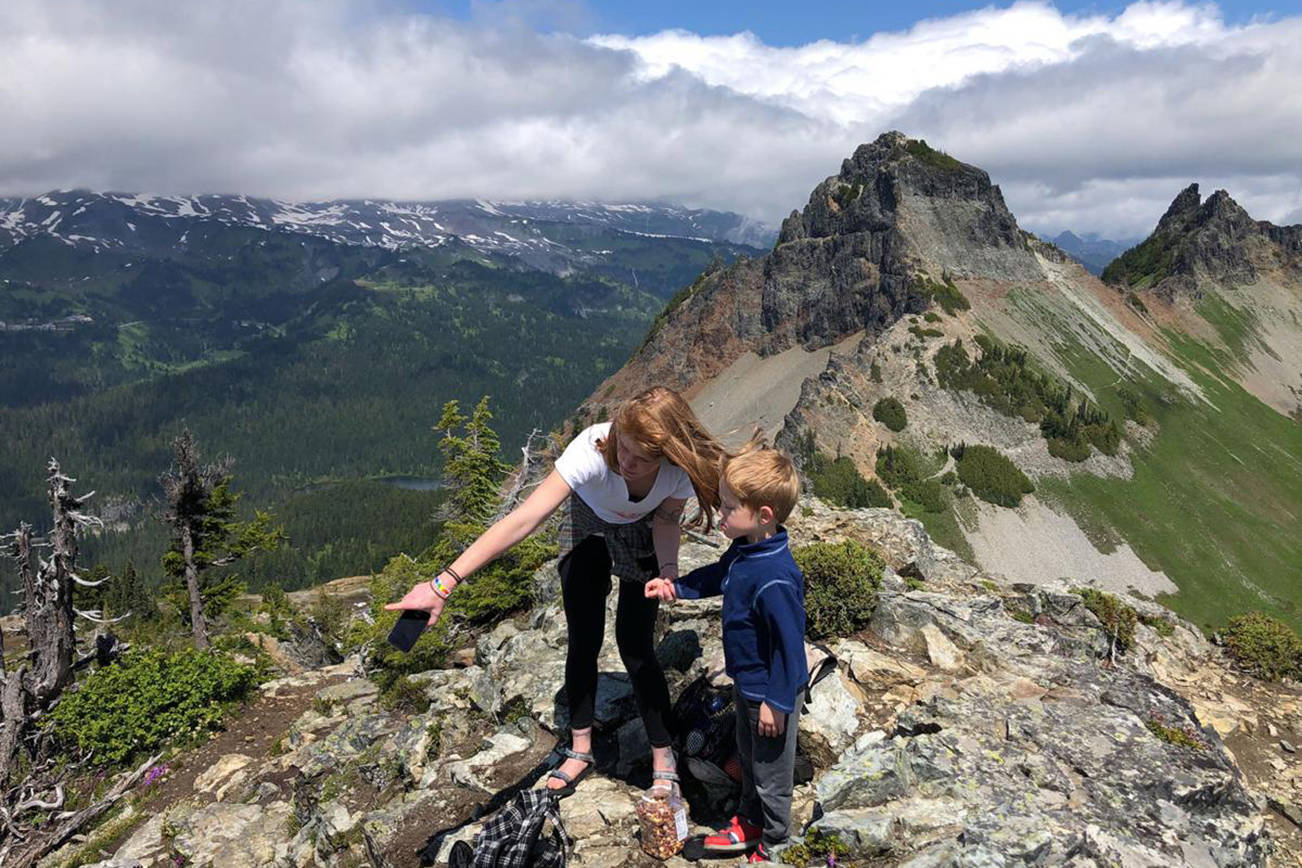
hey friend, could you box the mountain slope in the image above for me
[0,193,768,607]
[582,132,1302,634]
[1102,183,1302,419]
[0,191,772,288]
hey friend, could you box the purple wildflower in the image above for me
[142,763,170,787]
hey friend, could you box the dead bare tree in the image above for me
[0,460,118,861]
[0,752,160,868]
[491,427,554,523]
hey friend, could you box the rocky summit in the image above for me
[54,503,1295,868]
[593,132,1044,401]
[1103,183,1302,299]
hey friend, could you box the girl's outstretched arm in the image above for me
[385,469,573,623]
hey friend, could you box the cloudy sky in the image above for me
[2,0,1301,239]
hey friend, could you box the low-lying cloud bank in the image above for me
[1,0,1298,237]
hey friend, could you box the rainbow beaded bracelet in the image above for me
[428,566,462,600]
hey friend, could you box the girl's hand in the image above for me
[384,574,455,626]
[644,578,678,601]
[757,702,786,737]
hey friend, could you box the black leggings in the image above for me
[559,535,673,747]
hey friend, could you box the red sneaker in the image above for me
[702,815,762,853]
[747,843,771,864]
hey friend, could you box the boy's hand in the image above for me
[757,702,786,737]
[644,578,678,601]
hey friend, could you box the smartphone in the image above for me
[387,609,431,652]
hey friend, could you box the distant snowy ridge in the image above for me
[0,191,774,271]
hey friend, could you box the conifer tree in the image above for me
[418,396,552,625]
[433,397,511,547]
[159,430,284,649]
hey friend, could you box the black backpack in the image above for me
[671,644,838,785]
[447,790,571,868]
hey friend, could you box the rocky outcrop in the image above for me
[583,132,1047,412]
[62,503,1286,868]
[1104,183,1302,298]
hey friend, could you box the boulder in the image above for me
[192,753,255,801]
[170,801,293,868]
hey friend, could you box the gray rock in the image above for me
[170,801,293,868]
[798,670,866,767]
[920,623,964,672]
[434,730,533,790]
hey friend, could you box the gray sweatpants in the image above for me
[734,686,800,848]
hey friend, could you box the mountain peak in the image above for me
[592,132,1044,406]
[1105,183,1298,294]
[778,133,1029,273]
[1156,183,1202,232]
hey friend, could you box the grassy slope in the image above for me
[1032,315,1302,633]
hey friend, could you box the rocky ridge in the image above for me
[1103,184,1302,299]
[586,132,1044,406]
[0,192,770,278]
[581,131,1301,612]
[54,503,1299,868]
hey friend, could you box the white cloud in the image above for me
[0,0,1299,238]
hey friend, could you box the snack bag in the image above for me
[635,783,689,859]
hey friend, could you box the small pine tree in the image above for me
[160,430,284,649]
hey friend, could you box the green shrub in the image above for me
[1047,435,1091,462]
[1139,614,1175,637]
[796,432,891,509]
[379,675,432,714]
[923,312,942,323]
[876,445,949,515]
[917,276,970,316]
[1223,612,1302,681]
[908,325,944,340]
[1075,588,1137,653]
[954,444,1033,508]
[936,336,1120,459]
[902,139,963,172]
[793,540,884,640]
[1117,385,1151,426]
[872,397,908,432]
[310,588,351,639]
[352,535,555,689]
[833,181,864,208]
[1102,235,1175,289]
[1145,715,1206,751]
[869,361,883,383]
[47,648,258,767]
[781,827,848,867]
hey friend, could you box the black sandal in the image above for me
[545,745,595,797]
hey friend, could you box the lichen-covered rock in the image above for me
[170,801,293,867]
[797,670,866,768]
[86,501,1273,868]
[192,753,255,801]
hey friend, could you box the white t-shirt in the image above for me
[554,423,696,524]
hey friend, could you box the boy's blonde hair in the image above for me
[722,444,800,524]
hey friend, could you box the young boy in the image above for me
[645,446,807,863]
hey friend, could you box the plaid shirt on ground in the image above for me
[469,789,571,868]
[557,493,658,583]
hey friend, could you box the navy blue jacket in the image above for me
[674,528,808,713]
